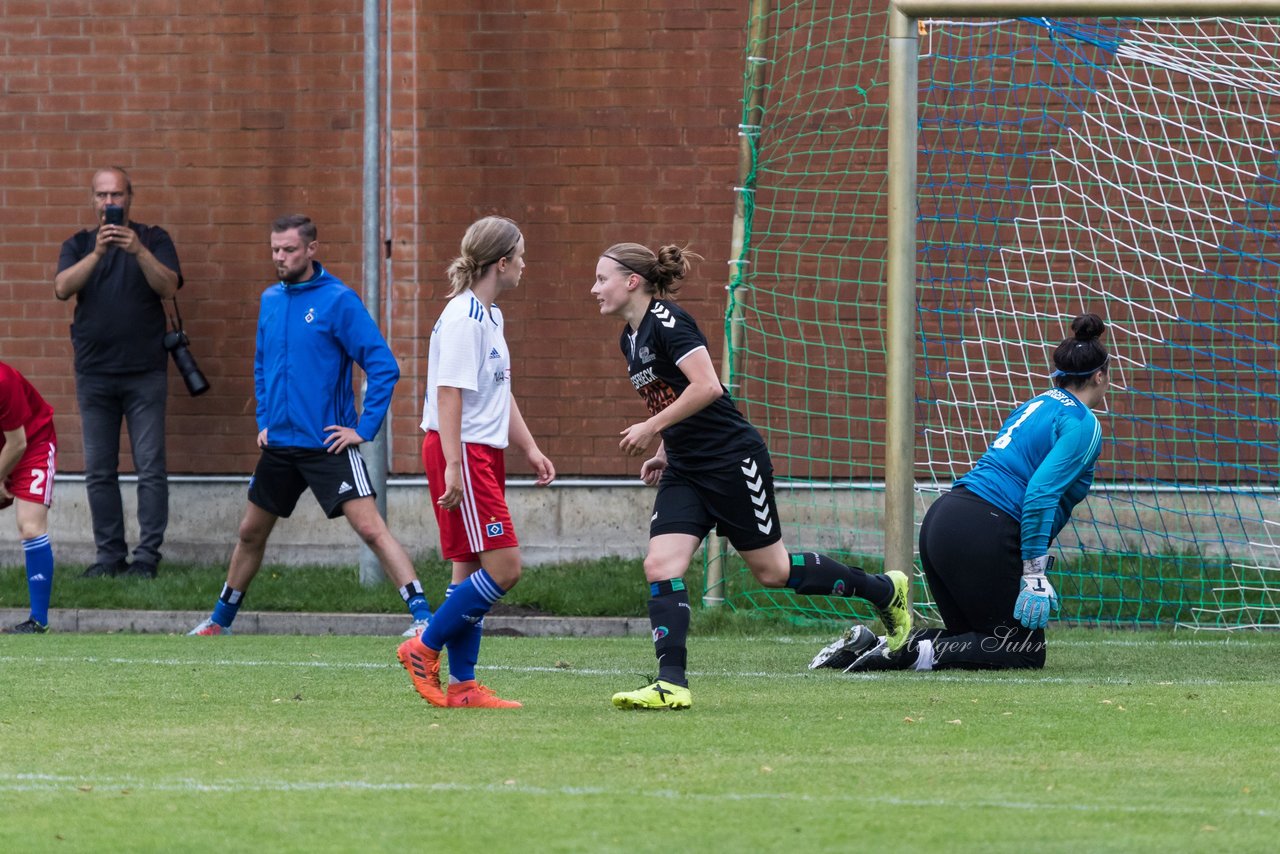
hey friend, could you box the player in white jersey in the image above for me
[817,314,1110,672]
[399,215,555,709]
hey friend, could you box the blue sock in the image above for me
[23,535,54,626]
[443,582,485,683]
[210,584,244,628]
[398,579,433,622]
[422,569,504,673]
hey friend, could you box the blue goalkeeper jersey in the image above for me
[955,387,1103,560]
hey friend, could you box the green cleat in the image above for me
[875,570,913,652]
[612,680,691,711]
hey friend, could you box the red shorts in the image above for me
[4,439,56,507]
[422,430,519,561]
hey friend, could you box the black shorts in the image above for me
[247,445,376,520]
[650,452,782,552]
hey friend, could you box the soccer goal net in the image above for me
[721,5,1280,629]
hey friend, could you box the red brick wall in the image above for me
[0,0,746,477]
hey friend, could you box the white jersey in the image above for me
[421,290,511,448]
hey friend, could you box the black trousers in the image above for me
[916,488,1047,669]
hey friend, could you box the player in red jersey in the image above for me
[0,362,58,633]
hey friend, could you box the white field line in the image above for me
[0,773,1272,819]
[0,654,1275,687]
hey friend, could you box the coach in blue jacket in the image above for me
[186,214,433,637]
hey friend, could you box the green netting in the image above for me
[716,7,1280,630]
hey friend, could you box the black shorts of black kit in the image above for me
[917,487,1046,669]
[650,453,782,553]
[247,445,375,520]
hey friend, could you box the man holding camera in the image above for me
[54,166,182,580]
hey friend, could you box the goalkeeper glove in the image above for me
[1013,555,1059,630]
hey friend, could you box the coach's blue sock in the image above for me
[398,579,433,623]
[422,569,504,661]
[23,535,54,626]
[443,582,485,684]
[210,584,244,628]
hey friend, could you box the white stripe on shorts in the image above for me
[458,448,484,554]
[346,448,373,497]
[40,443,56,507]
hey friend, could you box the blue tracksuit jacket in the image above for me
[254,263,399,448]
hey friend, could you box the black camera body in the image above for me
[103,205,124,226]
[163,329,210,397]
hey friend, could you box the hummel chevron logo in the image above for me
[742,456,773,535]
[650,303,677,328]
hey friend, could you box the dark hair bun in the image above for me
[1071,313,1105,342]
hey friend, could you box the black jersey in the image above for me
[620,298,767,472]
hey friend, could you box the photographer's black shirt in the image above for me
[620,298,766,472]
[57,222,183,375]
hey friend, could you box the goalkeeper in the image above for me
[812,314,1109,672]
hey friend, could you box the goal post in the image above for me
[887,0,1280,594]
[718,1,1280,629]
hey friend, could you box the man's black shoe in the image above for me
[122,560,158,579]
[80,559,128,578]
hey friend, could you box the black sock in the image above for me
[786,552,893,607]
[647,580,691,687]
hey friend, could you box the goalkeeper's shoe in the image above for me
[612,680,691,711]
[447,680,522,709]
[808,624,878,670]
[397,637,447,707]
[844,632,923,673]
[401,617,430,638]
[873,570,913,652]
[187,618,230,636]
[6,618,49,634]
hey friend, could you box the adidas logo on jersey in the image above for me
[337,481,353,494]
[489,347,501,359]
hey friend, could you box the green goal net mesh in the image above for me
[719,7,1280,630]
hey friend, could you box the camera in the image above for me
[163,329,211,397]
[103,204,124,226]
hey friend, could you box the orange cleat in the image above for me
[397,637,446,707]
[446,680,522,709]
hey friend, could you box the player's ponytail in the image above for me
[1051,313,1109,388]
[447,216,522,296]
[602,242,703,298]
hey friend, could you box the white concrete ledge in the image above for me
[0,607,649,638]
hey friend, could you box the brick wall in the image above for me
[0,0,747,477]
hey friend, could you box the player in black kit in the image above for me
[591,242,912,710]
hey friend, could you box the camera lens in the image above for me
[167,339,210,396]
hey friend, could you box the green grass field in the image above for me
[1,629,1276,852]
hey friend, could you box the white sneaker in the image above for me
[187,618,230,636]
[401,618,429,638]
